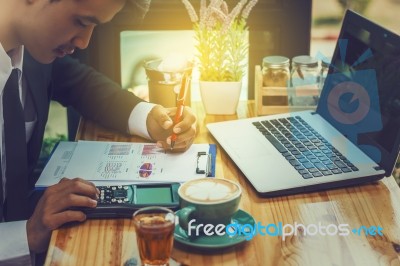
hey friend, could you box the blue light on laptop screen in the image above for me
[317,23,400,167]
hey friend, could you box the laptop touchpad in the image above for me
[225,137,271,159]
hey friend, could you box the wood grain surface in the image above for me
[45,101,400,266]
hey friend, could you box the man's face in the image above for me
[19,0,125,64]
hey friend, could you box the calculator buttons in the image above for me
[97,186,130,204]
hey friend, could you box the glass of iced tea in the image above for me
[133,206,175,266]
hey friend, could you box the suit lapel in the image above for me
[23,52,51,130]
[23,53,52,189]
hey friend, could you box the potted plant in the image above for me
[182,0,258,114]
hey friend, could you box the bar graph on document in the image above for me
[51,140,212,185]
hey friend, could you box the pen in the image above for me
[170,73,190,149]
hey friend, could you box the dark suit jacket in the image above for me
[5,51,143,221]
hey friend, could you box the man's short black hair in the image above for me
[48,0,151,21]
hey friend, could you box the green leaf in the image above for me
[194,19,249,82]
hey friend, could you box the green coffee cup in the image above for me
[177,178,242,231]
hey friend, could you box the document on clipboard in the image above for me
[36,141,216,188]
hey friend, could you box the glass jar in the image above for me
[261,56,290,106]
[290,55,319,106]
[319,57,331,92]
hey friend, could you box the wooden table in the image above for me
[45,101,400,266]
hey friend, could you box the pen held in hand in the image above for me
[170,73,190,149]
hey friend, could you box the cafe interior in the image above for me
[40,0,400,265]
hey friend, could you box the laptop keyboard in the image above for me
[252,116,359,179]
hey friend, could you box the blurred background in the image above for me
[311,0,400,56]
[44,0,400,182]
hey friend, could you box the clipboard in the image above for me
[196,144,216,177]
[36,141,217,188]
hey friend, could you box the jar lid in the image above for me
[292,55,318,68]
[321,57,331,67]
[262,56,290,68]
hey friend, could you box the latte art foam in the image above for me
[180,179,240,203]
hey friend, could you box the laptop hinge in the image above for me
[311,112,317,115]
[374,166,384,171]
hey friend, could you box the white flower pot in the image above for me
[199,81,242,115]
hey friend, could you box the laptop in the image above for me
[207,10,400,196]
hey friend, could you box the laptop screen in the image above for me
[317,10,400,175]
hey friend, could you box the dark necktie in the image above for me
[1,69,29,221]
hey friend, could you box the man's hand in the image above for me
[26,178,99,253]
[146,105,197,152]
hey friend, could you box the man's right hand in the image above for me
[26,178,99,253]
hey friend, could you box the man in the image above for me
[0,0,197,263]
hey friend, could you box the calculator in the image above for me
[77,183,180,218]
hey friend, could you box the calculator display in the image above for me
[136,186,173,204]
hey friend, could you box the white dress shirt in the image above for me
[0,42,155,264]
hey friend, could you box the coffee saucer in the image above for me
[174,209,255,249]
